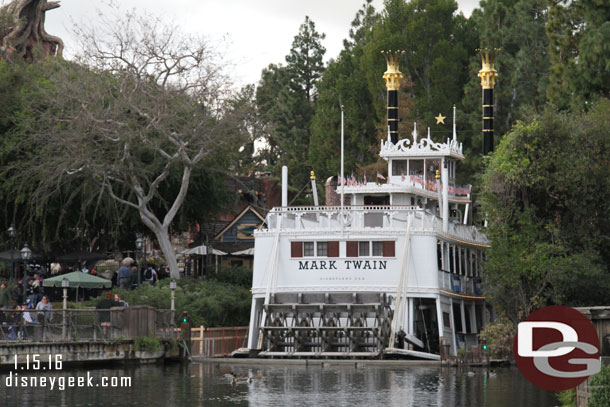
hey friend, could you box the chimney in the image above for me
[478,48,499,155]
[382,50,405,144]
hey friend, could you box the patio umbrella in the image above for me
[43,271,112,302]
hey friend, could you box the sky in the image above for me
[34,0,480,87]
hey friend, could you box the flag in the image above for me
[401,174,406,182]
[364,174,367,184]
[377,172,386,181]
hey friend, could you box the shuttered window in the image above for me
[327,241,339,257]
[291,241,303,258]
[346,241,358,257]
[382,241,395,257]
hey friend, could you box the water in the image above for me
[1,362,559,406]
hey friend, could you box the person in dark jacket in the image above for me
[95,292,121,336]
[0,281,11,310]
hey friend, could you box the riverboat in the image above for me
[243,50,498,359]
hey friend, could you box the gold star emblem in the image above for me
[435,113,446,125]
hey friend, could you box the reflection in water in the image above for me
[0,362,557,406]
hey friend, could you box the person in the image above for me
[117,259,132,289]
[113,293,128,307]
[91,267,98,276]
[0,281,12,310]
[95,292,121,336]
[11,281,24,306]
[35,295,53,323]
[144,265,158,286]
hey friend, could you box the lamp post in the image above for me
[7,226,15,280]
[62,278,69,339]
[135,234,145,285]
[170,280,177,311]
[20,243,32,282]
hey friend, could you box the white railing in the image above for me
[261,206,489,245]
[438,270,481,296]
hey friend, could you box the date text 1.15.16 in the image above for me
[14,354,63,370]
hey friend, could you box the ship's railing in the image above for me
[261,206,489,245]
[438,270,483,296]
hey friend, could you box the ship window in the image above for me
[317,242,328,257]
[409,159,423,176]
[346,241,359,257]
[358,241,370,256]
[392,159,408,176]
[303,242,314,257]
[443,312,451,328]
[372,241,383,256]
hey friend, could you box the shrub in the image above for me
[588,363,610,407]
[478,317,515,360]
[134,336,161,352]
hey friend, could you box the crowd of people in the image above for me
[0,278,55,340]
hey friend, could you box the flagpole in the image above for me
[340,105,345,221]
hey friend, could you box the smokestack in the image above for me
[382,50,405,144]
[478,48,499,155]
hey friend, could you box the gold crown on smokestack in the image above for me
[477,48,500,89]
[381,50,405,90]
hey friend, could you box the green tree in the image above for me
[3,11,242,276]
[460,0,549,181]
[481,100,610,323]
[547,0,610,110]
[255,17,326,197]
[309,0,381,185]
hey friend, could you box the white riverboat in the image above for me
[244,52,494,359]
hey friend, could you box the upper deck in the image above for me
[259,205,489,247]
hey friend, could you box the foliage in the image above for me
[254,16,326,198]
[556,388,576,407]
[207,266,252,288]
[547,0,610,110]
[478,317,515,360]
[588,363,610,407]
[87,278,251,327]
[0,9,243,269]
[310,0,477,185]
[482,100,610,323]
[134,336,162,353]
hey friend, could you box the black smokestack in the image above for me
[382,50,405,144]
[478,49,499,155]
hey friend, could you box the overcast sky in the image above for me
[33,0,480,87]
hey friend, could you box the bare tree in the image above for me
[13,9,240,278]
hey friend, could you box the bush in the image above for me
[86,277,252,328]
[588,363,610,407]
[134,336,161,352]
[556,388,575,407]
[208,266,252,288]
[478,317,515,360]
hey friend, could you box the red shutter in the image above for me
[327,241,339,257]
[346,241,358,257]
[291,241,303,258]
[382,241,395,257]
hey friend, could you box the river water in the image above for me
[1,361,558,406]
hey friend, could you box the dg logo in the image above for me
[514,305,601,391]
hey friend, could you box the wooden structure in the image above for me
[174,326,248,357]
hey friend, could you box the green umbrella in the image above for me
[43,271,112,302]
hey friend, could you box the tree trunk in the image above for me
[154,226,180,279]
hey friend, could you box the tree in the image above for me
[0,0,63,61]
[255,16,326,197]
[6,10,242,277]
[547,0,610,110]
[481,100,610,323]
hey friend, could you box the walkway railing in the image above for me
[173,326,248,357]
[0,306,176,343]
